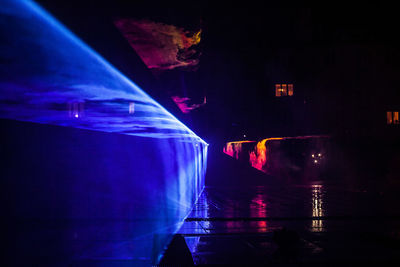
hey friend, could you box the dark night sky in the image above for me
[35,1,400,142]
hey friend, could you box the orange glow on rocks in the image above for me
[225,135,330,173]
[288,84,294,96]
[171,96,206,113]
[223,141,256,159]
[114,19,201,70]
[249,138,283,172]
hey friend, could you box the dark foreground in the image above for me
[173,151,400,266]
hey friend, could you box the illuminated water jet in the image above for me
[0,0,207,265]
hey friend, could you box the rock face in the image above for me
[114,18,202,70]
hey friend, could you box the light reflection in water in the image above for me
[250,189,268,233]
[186,190,209,257]
[201,196,210,233]
[225,199,237,230]
[311,184,324,232]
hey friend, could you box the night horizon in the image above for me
[1,1,400,266]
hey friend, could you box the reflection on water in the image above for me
[250,189,268,232]
[184,184,400,264]
[311,184,324,232]
[184,184,332,260]
[225,199,237,230]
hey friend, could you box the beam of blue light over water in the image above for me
[0,0,207,265]
[0,0,207,144]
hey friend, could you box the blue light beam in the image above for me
[0,0,207,145]
[0,0,207,265]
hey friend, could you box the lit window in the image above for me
[275,83,293,97]
[129,102,135,114]
[68,101,84,118]
[387,111,400,124]
[281,84,287,96]
[275,84,282,97]
[288,84,294,96]
[387,111,393,124]
[394,111,399,124]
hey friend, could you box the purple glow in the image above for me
[0,0,207,265]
